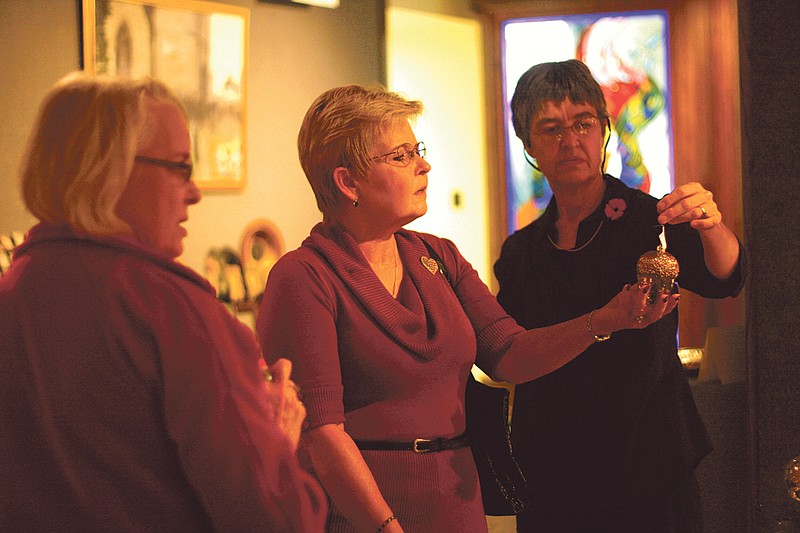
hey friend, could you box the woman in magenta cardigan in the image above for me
[256,84,681,533]
[0,72,325,532]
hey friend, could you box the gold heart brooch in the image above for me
[420,256,439,275]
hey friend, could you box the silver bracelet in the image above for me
[376,514,397,532]
[588,309,611,342]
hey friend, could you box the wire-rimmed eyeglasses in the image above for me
[371,141,426,167]
[135,155,193,182]
[533,115,603,143]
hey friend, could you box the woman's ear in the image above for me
[522,145,540,171]
[524,145,535,159]
[332,166,359,205]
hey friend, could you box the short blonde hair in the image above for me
[20,71,185,235]
[297,85,423,216]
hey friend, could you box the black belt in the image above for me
[354,434,469,453]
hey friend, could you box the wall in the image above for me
[0,0,384,275]
[0,1,78,239]
[387,6,490,282]
[738,0,800,529]
[0,0,485,279]
[391,0,475,18]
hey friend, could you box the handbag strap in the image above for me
[418,237,531,515]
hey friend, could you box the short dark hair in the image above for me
[510,59,608,149]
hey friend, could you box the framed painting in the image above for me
[501,10,672,233]
[82,0,249,190]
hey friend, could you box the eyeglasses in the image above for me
[371,141,426,167]
[135,155,193,182]
[533,115,603,142]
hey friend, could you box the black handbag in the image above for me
[419,237,531,516]
[465,371,530,515]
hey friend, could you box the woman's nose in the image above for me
[417,157,431,173]
[558,126,582,146]
[186,180,202,204]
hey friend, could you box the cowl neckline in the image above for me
[303,222,457,361]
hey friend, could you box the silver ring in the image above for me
[700,206,709,218]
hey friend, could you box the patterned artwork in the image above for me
[502,11,673,232]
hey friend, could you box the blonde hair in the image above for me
[297,84,423,216]
[20,71,185,235]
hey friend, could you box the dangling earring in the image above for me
[353,199,359,208]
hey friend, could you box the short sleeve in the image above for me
[257,251,346,430]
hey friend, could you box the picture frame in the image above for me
[81,0,249,190]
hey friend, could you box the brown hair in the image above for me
[510,59,609,148]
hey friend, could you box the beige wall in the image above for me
[0,1,78,241]
[0,0,484,277]
[387,7,490,282]
[0,0,385,275]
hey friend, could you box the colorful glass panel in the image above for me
[502,11,673,232]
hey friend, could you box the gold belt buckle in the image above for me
[413,438,431,453]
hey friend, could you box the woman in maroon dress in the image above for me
[0,72,325,532]
[257,84,679,532]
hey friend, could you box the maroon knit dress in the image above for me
[258,222,524,532]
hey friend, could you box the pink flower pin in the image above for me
[604,198,626,220]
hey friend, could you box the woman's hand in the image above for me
[264,358,305,448]
[656,182,741,280]
[592,283,680,334]
[657,182,721,231]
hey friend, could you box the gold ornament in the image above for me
[637,226,679,304]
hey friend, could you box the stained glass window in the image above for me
[502,11,672,232]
